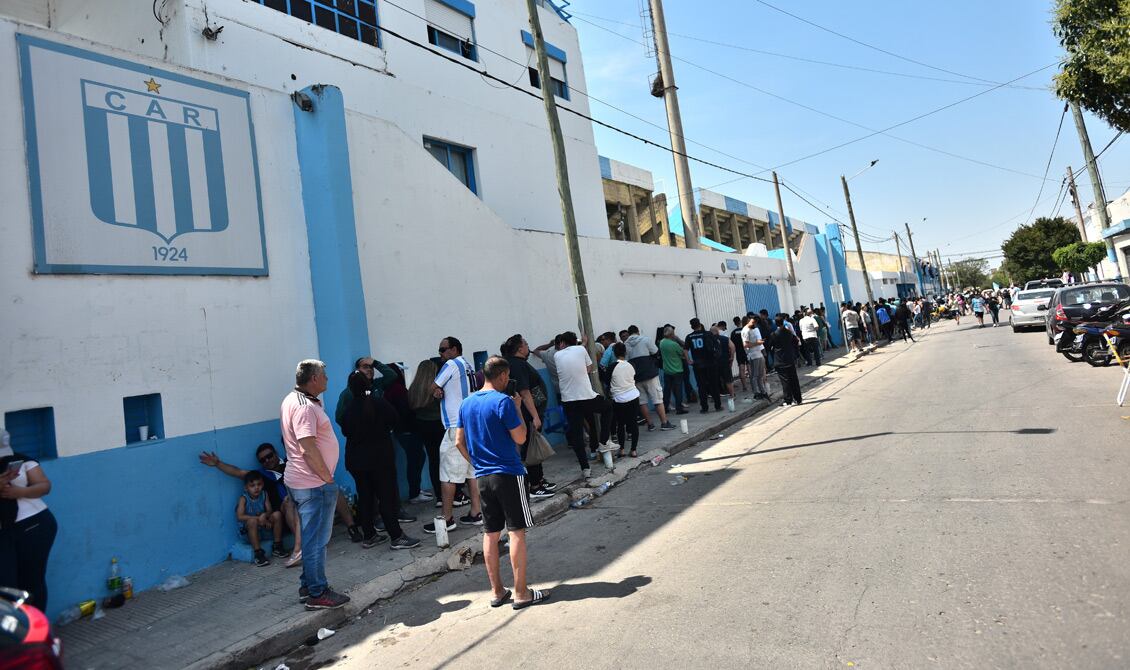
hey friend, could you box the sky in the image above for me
[566,0,1128,267]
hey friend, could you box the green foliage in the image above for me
[1051,241,1109,275]
[990,268,1011,288]
[1001,217,1081,285]
[949,258,990,289]
[1054,0,1130,132]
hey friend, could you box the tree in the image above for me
[949,258,990,289]
[1052,241,1108,277]
[990,268,1011,288]
[1053,0,1130,132]
[1001,216,1080,285]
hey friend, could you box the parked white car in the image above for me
[1010,288,1056,331]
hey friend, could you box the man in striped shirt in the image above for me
[424,336,484,535]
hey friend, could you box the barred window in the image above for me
[255,0,380,48]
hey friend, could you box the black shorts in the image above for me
[717,363,733,384]
[478,473,533,533]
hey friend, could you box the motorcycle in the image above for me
[1058,301,1130,363]
[1089,322,1130,368]
[1056,327,1085,362]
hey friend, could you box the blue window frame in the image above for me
[520,31,570,100]
[255,0,381,48]
[425,0,477,61]
[4,407,57,461]
[424,138,477,195]
[123,393,164,444]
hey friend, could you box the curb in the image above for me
[197,347,868,670]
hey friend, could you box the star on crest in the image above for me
[144,77,161,94]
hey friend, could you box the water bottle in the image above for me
[596,482,612,496]
[433,516,450,548]
[107,557,122,593]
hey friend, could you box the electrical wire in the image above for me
[569,10,1045,91]
[1021,104,1068,226]
[573,16,1059,183]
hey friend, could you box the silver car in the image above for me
[1010,288,1056,331]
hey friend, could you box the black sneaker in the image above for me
[453,492,471,507]
[659,422,676,431]
[391,535,421,550]
[540,480,557,491]
[423,518,456,534]
[271,545,289,558]
[646,423,656,432]
[362,533,388,549]
[396,510,417,523]
[347,525,363,543]
[530,487,554,500]
[375,519,386,532]
[700,408,709,414]
[305,589,350,611]
[298,586,309,603]
[676,409,689,415]
[459,512,483,526]
[254,549,270,567]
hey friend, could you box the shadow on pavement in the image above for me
[541,575,653,604]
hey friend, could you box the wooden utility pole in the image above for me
[893,232,905,275]
[524,0,598,383]
[904,222,924,297]
[1066,165,1089,242]
[772,171,797,286]
[647,0,700,249]
[841,175,881,340]
[1070,101,1120,279]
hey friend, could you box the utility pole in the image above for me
[647,0,700,250]
[772,171,797,286]
[1070,101,1120,279]
[841,175,881,341]
[934,249,945,292]
[524,0,599,383]
[893,232,905,276]
[904,222,924,297]
[1065,165,1089,242]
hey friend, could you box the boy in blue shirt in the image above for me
[456,356,550,611]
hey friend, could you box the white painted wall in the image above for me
[603,156,653,191]
[0,21,318,456]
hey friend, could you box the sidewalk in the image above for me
[59,342,875,670]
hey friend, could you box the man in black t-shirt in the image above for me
[685,318,721,413]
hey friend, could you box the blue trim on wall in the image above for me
[598,155,612,180]
[699,237,735,252]
[438,0,476,18]
[41,419,280,620]
[812,233,844,346]
[826,223,852,304]
[1101,218,1130,239]
[520,30,568,63]
[17,34,269,277]
[723,195,749,217]
[292,85,370,493]
[668,204,685,237]
[766,210,794,235]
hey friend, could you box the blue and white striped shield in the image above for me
[81,80,229,244]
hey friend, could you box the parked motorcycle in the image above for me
[1058,300,1130,363]
[1088,322,1130,367]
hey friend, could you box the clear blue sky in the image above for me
[568,0,1128,266]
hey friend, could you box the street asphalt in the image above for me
[266,319,1129,669]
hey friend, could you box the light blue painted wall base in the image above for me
[42,420,279,619]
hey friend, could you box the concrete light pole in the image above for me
[772,171,797,286]
[647,0,700,249]
[1070,101,1121,279]
[841,160,881,340]
[524,0,599,384]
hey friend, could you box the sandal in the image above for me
[512,589,551,610]
[490,588,511,608]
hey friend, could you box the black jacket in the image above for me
[765,327,801,367]
[340,395,400,472]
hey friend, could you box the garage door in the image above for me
[692,282,746,324]
[742,282,781,317]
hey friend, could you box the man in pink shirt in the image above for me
[280,359,349,611]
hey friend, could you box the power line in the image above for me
[751,0,1015,87]
[1022,104,1068,226]
[570,10,1045,91]
[574,16,1058,183]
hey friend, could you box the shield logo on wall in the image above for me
[81,79,229,244]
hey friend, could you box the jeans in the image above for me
[394,431,426,499]
[692,363,721,410]
[662,369,685,410]
[803,337,822,366]
[0,509,58,610]
[748,357,768,395]
[290,482,338,597]
[562,396,611,470]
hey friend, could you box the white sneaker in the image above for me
[582,468,591,479]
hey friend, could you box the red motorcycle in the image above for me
[0,587,63,669]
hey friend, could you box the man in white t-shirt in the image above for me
[425,336,483,535]
[553,331,611,479]
[741,315,769,400]
[799,309,822,367]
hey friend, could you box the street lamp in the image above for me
[841,160,882,344]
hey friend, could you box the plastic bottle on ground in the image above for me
[107,557,122,593]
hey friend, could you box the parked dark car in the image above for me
[0,587,62,669]
[1045,283,1130,345]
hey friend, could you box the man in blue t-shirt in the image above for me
[455,356,550,611]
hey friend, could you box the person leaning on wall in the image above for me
[0,429,58,611]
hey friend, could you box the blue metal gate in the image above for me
[742,282,781,316]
